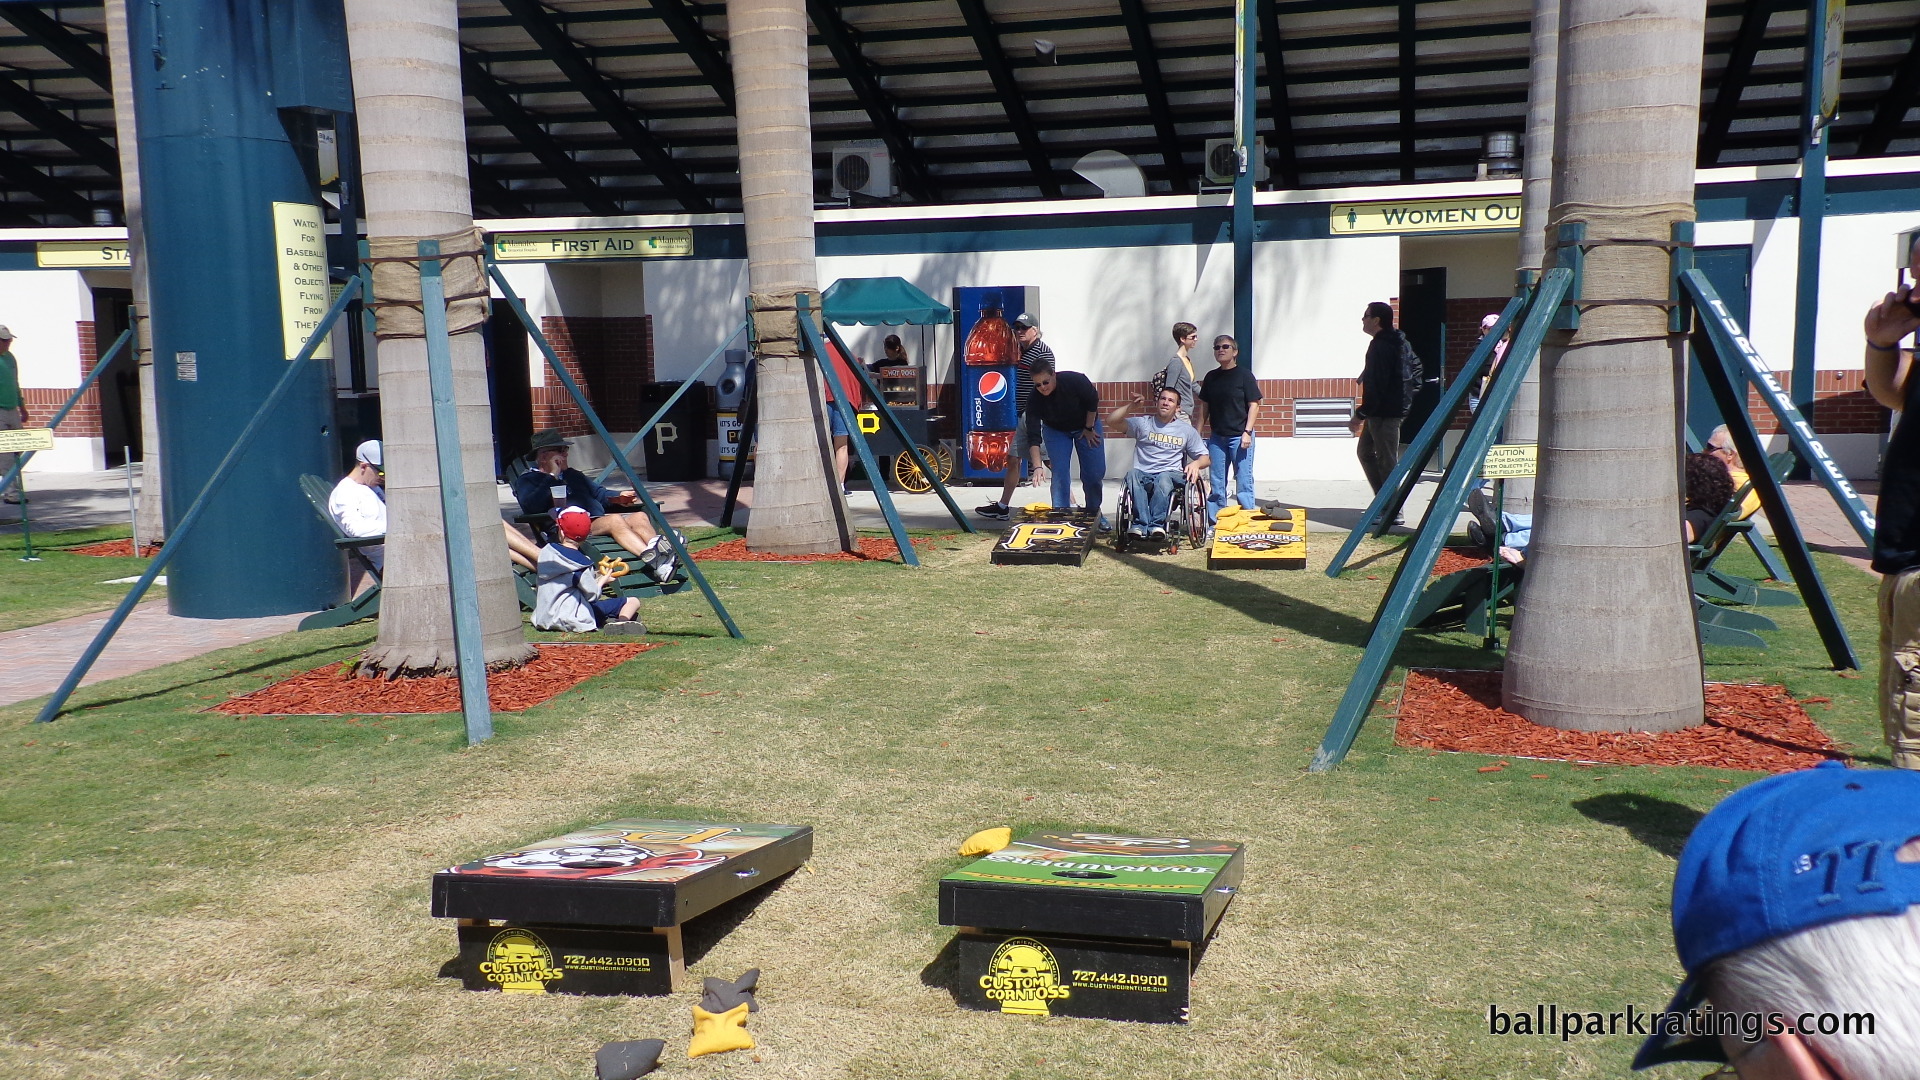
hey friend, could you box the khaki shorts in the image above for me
[1878,566,1920,770]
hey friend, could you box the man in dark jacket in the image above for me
[1024,356,1107,527]
[1351,301,1410,494]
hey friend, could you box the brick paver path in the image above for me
[0,600,307,709]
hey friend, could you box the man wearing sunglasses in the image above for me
[1192,335,1261,525]
[1864,233,1920,773]
[1633,762,1920,1078]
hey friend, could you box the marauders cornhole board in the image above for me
[990,505,1097,566]
[937,831,1244,1023]
[1208,506,1308,570]
[432,819,811,995]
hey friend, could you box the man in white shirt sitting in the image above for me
[328,440,388,590]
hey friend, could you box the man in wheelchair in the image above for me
[1110,387,1210,543]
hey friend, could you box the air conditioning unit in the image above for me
[1203,137,1269,186]
[831,142,894,199]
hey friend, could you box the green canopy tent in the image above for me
[821,277,951,383]
[820,276,953,326]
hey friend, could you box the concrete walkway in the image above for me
[0,600,308,709]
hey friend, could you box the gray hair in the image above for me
[1704,905,1920,1079]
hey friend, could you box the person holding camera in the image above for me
[1862,234,1920,771]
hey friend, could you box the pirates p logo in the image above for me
[1002,523,1086,549]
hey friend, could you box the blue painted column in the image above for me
[1232,0,1257,353]
[1792,0,1839,420]
[127,0,352,617]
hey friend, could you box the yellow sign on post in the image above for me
[1481,443,1538,478]
[1330,196,1523,235]
[36,241,130,267]
[491,229,695,261]
[272,202,333,360]
[0,427,56,453]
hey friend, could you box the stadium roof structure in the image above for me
[1,1,1919,224]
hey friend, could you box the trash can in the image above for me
[639,381,708,481]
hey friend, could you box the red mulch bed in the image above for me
[68,539,161,558]
[1395,668,1849,773]
[212,642,660,716]
[1431,547,1492,576]
[692,536,932,563]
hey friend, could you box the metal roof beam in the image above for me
[496,0,712,212]
[651,0,735,112]
[1116,0,1190,193]
[1699,0,1781,165]
[0,147,98,221]
[0,6,110,90]
[807,0,936,201]
[460,52,622,216]
[1257,0,1299,187]
[1858,20,1920,155]
[1398,0,1415,181]
[0,78,119,176]
[954,0,1058,198]
[469,158,533,218]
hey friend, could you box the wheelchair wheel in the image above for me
[1184,479,1211,549]
[1113,486,1137,551]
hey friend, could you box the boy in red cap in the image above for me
[531,506,645,634]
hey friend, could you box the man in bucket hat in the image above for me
[1633,762,1920,1077]
[511,430,677,582]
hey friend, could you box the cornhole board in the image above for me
[990,505,1097,566]
[431,818,811,996]
[1208,506,1307,570]
[937,831,1244,1023]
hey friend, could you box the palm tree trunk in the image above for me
[1502,0,1559,517]
[729,0,854,555]
[104,0,165,543]
[1502,0,1706,732]
[345,0,532,672]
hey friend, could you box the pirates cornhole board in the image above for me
[937,831,1244,1023]
[990,505,1097,566]
[1208,506,1308,570]
[432,819,811,996]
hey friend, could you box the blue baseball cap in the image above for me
[1633,761,1920,1068]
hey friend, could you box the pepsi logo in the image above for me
[978,371,1009,402]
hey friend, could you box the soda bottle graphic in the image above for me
[964,293,1018,367]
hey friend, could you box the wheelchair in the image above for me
[1113,473,1209,554]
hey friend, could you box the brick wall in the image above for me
[1074,369,1885,440]
[20,320,103,436]
[532,315,654,436]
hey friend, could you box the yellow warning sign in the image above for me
[0,428,56,453]
[1481,443,1538,478]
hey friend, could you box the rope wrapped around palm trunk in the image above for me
[363,227,490,340]
[1549,203,1695,347]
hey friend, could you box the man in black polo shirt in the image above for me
[1024,355,1108,529]
[1193,335,1262,524]
[1863,235,1920,771]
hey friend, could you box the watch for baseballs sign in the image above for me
[1480,443,1538,479]
[272,201,332,361]
[0,428,54,453]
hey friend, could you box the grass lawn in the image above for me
[0,526,1887,1079]
[0,526,163,632]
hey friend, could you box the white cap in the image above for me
[355,439,382,467]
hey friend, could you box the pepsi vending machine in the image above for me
[955,286,1034,482]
